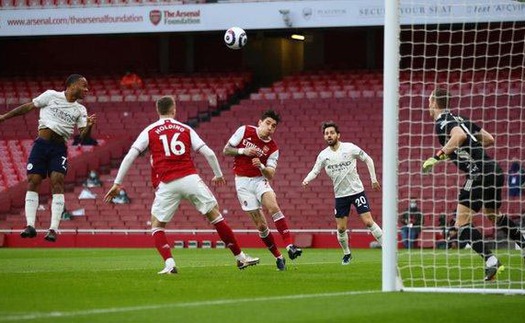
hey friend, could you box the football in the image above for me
[224,27,247,50]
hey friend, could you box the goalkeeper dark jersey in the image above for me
[434,111,503,179]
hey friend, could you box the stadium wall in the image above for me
[1,232,377,249]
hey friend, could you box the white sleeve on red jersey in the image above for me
[114,148,140,185]
[266,150,279,169]
[226,126,246,147]
[189,127,206,151]
[198,145,223,178]
[131,127,150,153]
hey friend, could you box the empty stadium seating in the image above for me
[1,69,523,237]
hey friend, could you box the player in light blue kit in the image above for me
[0,74,95,242]
[302,121,383,265]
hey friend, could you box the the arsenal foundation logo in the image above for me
[150,10,161,26]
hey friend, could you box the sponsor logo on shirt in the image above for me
[327,161,352,170]
[49,106,77,124]
[242,139,266,157]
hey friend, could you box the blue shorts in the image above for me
[334,191,371,218]
[26,137,68,178]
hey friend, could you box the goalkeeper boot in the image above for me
[341,253,353,265]
[276,257,286,271]
[484,260,504,281]
[158,258,177,274]
[20,225,37,238]
[237,255,260,270]
[287,245,303,260]
[44,229,57,242]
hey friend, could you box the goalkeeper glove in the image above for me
[422,150,448,173]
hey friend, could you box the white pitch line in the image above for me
[0,290,380,321]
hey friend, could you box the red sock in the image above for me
[260,230,282,258]
[153,229,172,261]
[273,215,293,246]
[214,219,242,256]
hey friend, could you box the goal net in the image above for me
[394,0,525,294]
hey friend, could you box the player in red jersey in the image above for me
[223,109,302,271]
[104,96,259,274]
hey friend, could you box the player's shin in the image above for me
[259,227,282,258]
[210,215,242,256]
[272,211,293,246]
[50,194,64,230]
[458,225,492,258]
[368,222,383,245]
[496,215,525,248]
[25,191,39,227]
[152,228,173,260]
[337,230,351,254]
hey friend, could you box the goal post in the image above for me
[383,0,525,294]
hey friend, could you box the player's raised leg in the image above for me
[360,212,383,245]
[262,192,302,261]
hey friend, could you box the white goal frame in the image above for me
[382,0,525,295]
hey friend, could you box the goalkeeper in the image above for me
[423,88,525,281]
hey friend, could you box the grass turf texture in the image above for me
[0,248,523,322]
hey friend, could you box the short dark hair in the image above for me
[260,109,281,124]
[322,121,339,134]
[156,96,175,115]
[65,74,85,87]
[432,88,449,110]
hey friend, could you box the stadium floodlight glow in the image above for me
[291,34,305,41]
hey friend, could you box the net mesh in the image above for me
[397,0,525,292]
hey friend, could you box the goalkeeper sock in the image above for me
[211,215,242,256]
[152,228,172,261]
[337,230,351,255]
[368,222,383,245]
[272,212,293,246]
[497,215,525,249]
[259,228,282,258]
[458,225,492,258]
[24,191,39,227]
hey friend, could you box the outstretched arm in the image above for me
[0,102,35,123]
[104,148,140,202]
[302,156,324,187]
[198,145,226,186]
[423,126,466,173]
[363,155,381,191]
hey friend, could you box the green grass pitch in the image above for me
[0,248,524,322]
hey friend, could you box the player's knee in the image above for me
[265,205,280,215]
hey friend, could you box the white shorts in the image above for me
[151,174,217,223]
[234,176,274,211]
